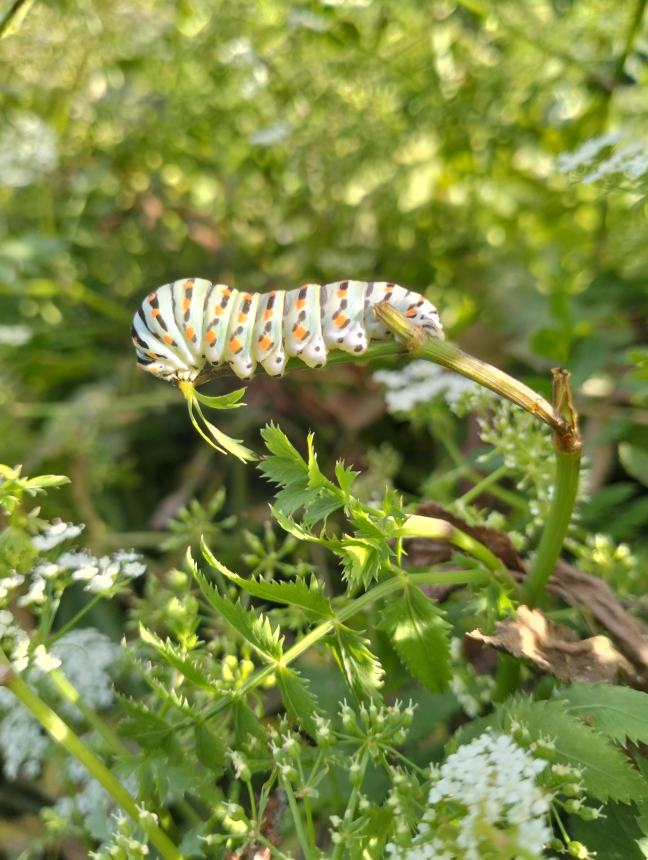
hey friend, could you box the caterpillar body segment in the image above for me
[132,278,443,383]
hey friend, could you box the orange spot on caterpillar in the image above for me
[334,315,348,329]
[183,297,191,311]
[214,306,223,317]
[238,312,248,323]
[185,325,195,340]
[230,337,243,354]
[206,329,216,345]
[163,334,173,345]
[405,308,417,318]
[296,298,306,309]
[293,325,308,341]
[263,309,273,320]
[258,335,272,351]
[151,308,160,317]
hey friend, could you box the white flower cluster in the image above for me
[0,688,48,780]
[0,112,58,187]
[387,731,552,860]
[374,361,478,414]
[32,520,85,551]
[14,544,147,611]
[557,132,648,185]
[51,628,121,712]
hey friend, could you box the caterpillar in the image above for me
[131,278,444,383]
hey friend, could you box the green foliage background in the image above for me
[2,0,647,534]
[2,0,648,856]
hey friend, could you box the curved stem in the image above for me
[1,658,182,860]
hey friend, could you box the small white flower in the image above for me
[32,645,61,673]
[0,572,25,602]
[32,521,84,551]
[0,324,32,346]
[17,577,47,607]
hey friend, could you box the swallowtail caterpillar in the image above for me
[131,278,444,459]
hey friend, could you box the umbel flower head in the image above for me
[387,730,552,860]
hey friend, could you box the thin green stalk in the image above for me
[525,447,581,606]
[1,659,182,860]
[281,779,312,860]
[457,464,510,507]
[49,668,129,757]
[48,593,104,646]
[330,750,370,860]
[492,654,521,702]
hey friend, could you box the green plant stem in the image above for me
[330,750,369,860]
[281,779,312,860]
[524,447,581,607]
[49,668,129,757]
[373,303,567,437]
[0,658,182,860]
[48,593,104,646]
[457,464,510,506]
[399,514,503,574]
[492,655,521,702]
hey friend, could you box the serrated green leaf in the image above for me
[139,623,214,689]
[260,422,307,465]
[188,550,284,661]
[201,537,332,617]
[276,666,321,739]
[306,432,328,489]
[118,698,174,749]
[271,507,319,542]
[335,459,359,495]
[503,698,648,804]
[559,684,648,746]
[381,587,451,693]
[194,722,226,776]
[302,488,343,526]
[332,626,384,698]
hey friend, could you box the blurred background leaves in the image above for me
[0,0,647,551]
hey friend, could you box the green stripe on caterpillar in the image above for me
[131,278,444,384]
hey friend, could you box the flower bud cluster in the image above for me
[339,699,415,760]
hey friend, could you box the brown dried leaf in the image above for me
[468,605,634,684]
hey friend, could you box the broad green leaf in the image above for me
[301,488,343,526]
[271,507,320,542]
[201,537,332,617]
[194,722,227,776]
[188,550,283,661]
[139,624,214,689]
[504,698,648,804]
[276,666,321,739]
[381,587,451,693]
[559,684,648,746]
[332,626,384,698]
[619,442,648,488]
